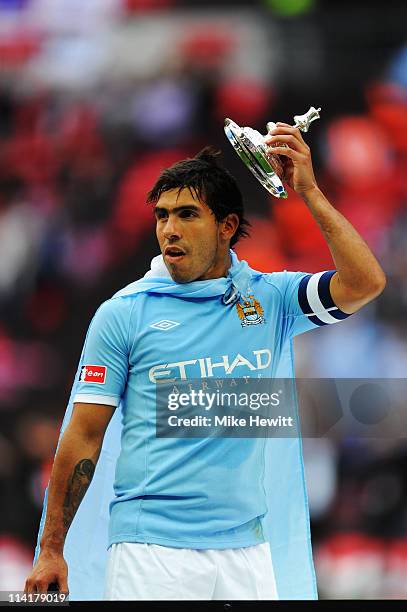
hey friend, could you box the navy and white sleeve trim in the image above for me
[73,393,120,407]
[298,270,351,326]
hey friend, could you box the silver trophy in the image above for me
[224,106,321,198]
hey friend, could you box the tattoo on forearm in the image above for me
[62,459,95,533]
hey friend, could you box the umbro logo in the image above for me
[150,320,180,331]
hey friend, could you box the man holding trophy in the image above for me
[25,109,386,600]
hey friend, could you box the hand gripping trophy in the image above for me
[224,107,321,198]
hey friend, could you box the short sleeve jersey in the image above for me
[73,268,351,549]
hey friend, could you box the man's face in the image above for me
[155,187,226,283]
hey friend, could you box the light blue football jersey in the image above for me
[72,258,351,551]
[34,251,354,600]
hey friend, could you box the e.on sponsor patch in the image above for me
[80,365,107,384]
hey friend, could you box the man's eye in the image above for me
[155,211,167,220]
[180,210,196,218]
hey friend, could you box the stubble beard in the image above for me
[166,239,219,284]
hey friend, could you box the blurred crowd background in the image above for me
[0,0,406,599]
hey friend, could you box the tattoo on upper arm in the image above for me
[62,459,95,533]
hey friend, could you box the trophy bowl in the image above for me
[224,106,321,198]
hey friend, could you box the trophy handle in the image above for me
[293,106,321,132]
[264,106,321,190]
[266,106,321,134]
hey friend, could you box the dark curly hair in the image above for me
[147,147,250,247]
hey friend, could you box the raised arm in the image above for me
[24,402,115,594]
[265,123,386,314]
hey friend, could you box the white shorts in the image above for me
[104,541,279,600]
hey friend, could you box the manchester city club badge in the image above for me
[236,295,265,327]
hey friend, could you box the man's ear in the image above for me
[219,213,239,242]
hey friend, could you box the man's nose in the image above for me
[162,215,181,240]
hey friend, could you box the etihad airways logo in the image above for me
[149,349,272,384]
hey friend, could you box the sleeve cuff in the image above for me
[73,393,120,407]
[298,270,352,326]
